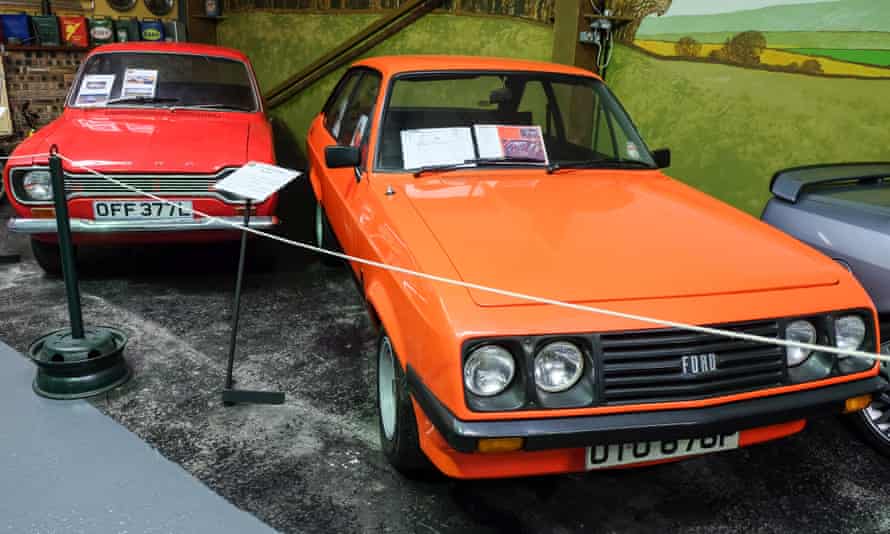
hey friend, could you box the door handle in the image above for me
[354,166,362,183]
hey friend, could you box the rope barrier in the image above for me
[29,152,889,366]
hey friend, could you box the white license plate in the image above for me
[93,201,193,221]
[586,432,739,470]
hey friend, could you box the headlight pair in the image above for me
[785,315,867,367]
[785,313,874,381]
[464,341,585,398]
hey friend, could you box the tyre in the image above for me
[376,332,432,476]
[315,200,342,266]
[31,238,64,276]
[848,361,890,457]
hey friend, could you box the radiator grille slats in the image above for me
[600,320,785,404]
[62,170,238,201]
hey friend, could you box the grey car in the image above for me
[762,162,890,455]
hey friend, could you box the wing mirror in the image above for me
[652,148,671,169]
[325,145,361,169]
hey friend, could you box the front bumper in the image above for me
[7,216,278,234]
[407,366,882,453]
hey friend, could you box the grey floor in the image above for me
[0,341,275,534]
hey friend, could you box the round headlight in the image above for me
[23,170,53,201]
[835,315,866,354]
[534,341,584,393]
[786,320,817,367]
[464,345,515,397]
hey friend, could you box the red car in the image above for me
[4,42,277,274]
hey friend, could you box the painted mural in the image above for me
[605,0,890,214]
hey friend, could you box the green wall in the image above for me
[218,13,554,159]
[607,44,890,215]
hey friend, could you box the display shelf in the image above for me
[3,44,90,52]
[193,15,227,21]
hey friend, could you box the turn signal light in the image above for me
[31,207,56,219]
[844,394,872,413]
[477,437,524,454]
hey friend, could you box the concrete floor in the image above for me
[2,197,890,534]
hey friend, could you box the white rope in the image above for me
[0,153,50,161]
[55,153,889,365]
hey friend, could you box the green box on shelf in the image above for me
[89,16,115,45]
[32,15,61,46]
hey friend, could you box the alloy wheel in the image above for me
[378,336,397,440]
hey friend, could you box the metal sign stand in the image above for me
[221,198,285,406]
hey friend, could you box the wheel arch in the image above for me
[364,277,410,371]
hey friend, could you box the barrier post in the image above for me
[27,145,130,399]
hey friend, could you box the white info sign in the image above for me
[400,127,475,170]
[214,162,302,202]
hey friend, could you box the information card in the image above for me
[214,162,302,202]
[473,125,549,163]
[75,74,116,106]
[400,127,476,170]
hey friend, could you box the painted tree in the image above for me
[675,36,702,57]
[723,30,767,66]
[610,0,672,43]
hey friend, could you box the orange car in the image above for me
[306,56,882,479]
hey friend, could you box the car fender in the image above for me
[364,275,410,370]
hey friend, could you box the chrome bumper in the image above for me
[7,216,278,234]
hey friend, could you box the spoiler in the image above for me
[770,162,890,203]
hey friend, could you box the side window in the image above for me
[336,72,381,149]
[323,72,360,139]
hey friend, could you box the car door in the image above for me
[315,69,381,256]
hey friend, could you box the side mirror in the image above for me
[652,148,671,169]
[325,145,361,169]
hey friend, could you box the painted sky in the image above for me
[664,0,836,16]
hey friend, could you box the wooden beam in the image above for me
[551,0,596,73]
[264,0,440,104]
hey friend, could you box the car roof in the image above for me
[353,55,601,80]
[86,42,251,63]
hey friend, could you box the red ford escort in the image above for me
[4,42,277,274]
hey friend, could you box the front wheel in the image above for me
[314,200,342,266]
[31,238,64,276]
[376,332,431,476]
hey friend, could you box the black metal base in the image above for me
[28,326,130,400]
[221,389,285,405]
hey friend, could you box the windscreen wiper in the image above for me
[547,159,655,174]
[413,157,546,177]
[105,96,180,106]
[170,103,254,112]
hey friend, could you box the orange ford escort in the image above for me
[306,56,882,479]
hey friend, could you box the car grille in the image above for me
[600,320,786,405]
[62,169,240,201]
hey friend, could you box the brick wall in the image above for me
[2,48,86,153]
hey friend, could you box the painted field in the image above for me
[788,48,890,67]
[607,45,890,215]
[638,31,890,50]
[635,40,890,78]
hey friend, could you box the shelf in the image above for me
[3,45,90,52]
[192,15,227,21]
